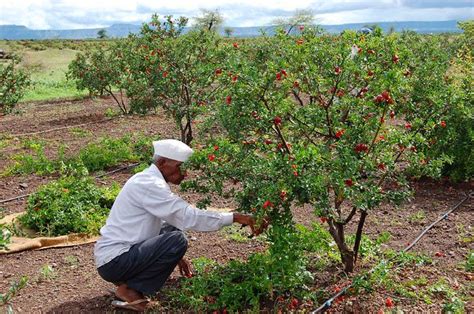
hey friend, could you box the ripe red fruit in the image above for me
[344,179,354,187]
[162,71,168,78]
[405,123,412,130]
[299,25,305,31]
[215,68,222,76]
[226,95,232,105]
[276,72,282,81]
[334,66,342,75]
[233,42,239,48]
[367,49,375,54]
[281,69,287,77]
[264,139,273,145]
[291,298,299,307]
[336,89,345,97]
[367,70,374,76]
[320,217,328,223]
[392,54,400,63]
[354,143,369,153]
[293,171,298,177]
[208,154,216,162]
[374,95,384,103]
[279,190,287,200]
[378,163,386,170]
[232,75,238,82]
[390,111,395,119]
[381,90,390,100]
[435,251,446,257]
[385,297,394,307]
[335,129,345,138]
[263,200,274,209]
[213,145,219,151]
[293,81,300,88]
[273,116,282,126]
[440,120,446,128]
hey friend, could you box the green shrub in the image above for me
[18,175,119,236]
[4,134,155,176]
[79,136,137,172]
[0,55,30,114]
[421,22,474,182]
[169,226,313,312]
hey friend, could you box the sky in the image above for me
[1,0,473,30]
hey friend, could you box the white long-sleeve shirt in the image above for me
[94,164,234,268]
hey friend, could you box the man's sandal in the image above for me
[111,299,150,312]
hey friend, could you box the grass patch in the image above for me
[20,49,88,102]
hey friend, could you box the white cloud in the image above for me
[0,0,472,29]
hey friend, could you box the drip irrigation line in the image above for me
[311,190,473,314]
[0,193,32,205]
[0,162,141,204]
[94,162,141,178]
[9,117,115,138]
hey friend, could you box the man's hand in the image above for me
[233,213,269,236]
[178,258,193,278]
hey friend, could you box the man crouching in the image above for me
[94,139,264,311]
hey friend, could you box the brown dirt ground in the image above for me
[0,97,473,313]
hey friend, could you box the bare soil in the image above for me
[1,97,472,313]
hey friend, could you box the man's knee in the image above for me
[168,231,188,255]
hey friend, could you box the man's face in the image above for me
[159,158,187,185]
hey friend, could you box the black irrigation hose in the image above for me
[0,162,141,205]
[94,162,141,179]
[311,190,474,314]
[0,193,31,205]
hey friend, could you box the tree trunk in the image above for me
[328,221,355,272]
[353,210,368,265]
[340,247,355,273]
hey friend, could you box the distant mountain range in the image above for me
[0,20,463,40]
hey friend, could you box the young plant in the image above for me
[0,276,28,305]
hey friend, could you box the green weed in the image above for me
[465,251,474,272]
[408,210,426,223]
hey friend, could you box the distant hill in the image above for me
[0,20,463,40]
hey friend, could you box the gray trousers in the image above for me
[97,228,188,296]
